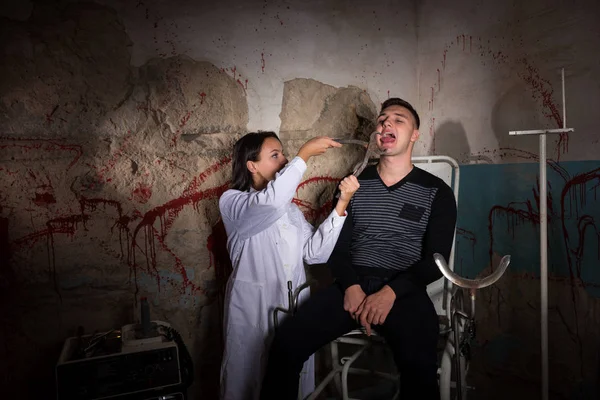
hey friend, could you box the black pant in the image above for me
[260,274,440,400]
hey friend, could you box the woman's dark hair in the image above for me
[231,131,280,191]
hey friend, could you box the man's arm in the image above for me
[386,184,457,298]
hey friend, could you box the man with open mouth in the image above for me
[261,97,457,400]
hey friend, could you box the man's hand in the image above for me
[344,285,370,334]
[343,284,366,316]
[355,285,396,335]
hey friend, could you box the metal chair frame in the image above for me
[274,156,510,400]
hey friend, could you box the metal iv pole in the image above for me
[508,68,574,400]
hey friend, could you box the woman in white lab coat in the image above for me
[219,132,359,400]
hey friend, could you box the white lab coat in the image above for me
[219,156,346,400]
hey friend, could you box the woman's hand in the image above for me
[297,137,342,162]
[338,175,360,202]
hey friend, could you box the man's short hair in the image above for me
[380,98,420,129]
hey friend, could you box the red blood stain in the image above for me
[505,271,600,288]
[132,183,153,204]
[486,167,600,284]
[162,157,232,236]
[429,117,436,152]
[261,53,266,73]
[183,156,231,198]
[456,227,476,259]
[431,36,569,160]
[557,168,600,365]
[488,200,539,267]
[199,92,207,104]
[0,137,82,170]
[560,168,600,282]
[236,79,248,93]
[180,111,192,128]
[10,152,233,298]
[207,219,231,273]
[293,176,342,223]
[296,176,340,191]
[45,105,59,124]
[518,60,567,159]
[89,131,134,183]
[131,182,230,295]
[429,87,434,110]
[442,49,447,69]
[293,198,334,223]
[207,218,232,347]
[134,183,229,242]
[33,186,56,207]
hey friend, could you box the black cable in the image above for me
[162,326,194,388]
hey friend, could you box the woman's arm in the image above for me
[301,175,360,264]
[219,157,306,240]
[219,137,343,240]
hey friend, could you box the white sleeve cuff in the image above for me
[327,208,347,227]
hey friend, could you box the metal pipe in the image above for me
[470,289,476,320]
[541,67,566,400]
[540,130,548,400]
[333,138,368,146]
[433,253,510,289]
[453,311,463,400]
[508,128,573,136]
[507,68,573,400]
[562,68,566,129]
[287,281,294,313]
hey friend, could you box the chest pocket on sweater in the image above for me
[398,203,426,222]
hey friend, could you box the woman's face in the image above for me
[248,137,288,188]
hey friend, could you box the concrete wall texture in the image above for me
[0,0,598,398]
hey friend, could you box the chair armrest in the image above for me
[433,253,511,290]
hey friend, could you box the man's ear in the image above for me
[410,129,420,143]
[246,160,257,173]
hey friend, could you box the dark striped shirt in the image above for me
[328,164,457,298]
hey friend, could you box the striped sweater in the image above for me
[328,164,457,299]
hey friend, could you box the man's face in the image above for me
[375,104,420,157]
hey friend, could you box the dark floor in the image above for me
[308,339,596,400]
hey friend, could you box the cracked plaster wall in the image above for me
[418,0,600,398]
[0,0,414,398]
[1,0,599,399]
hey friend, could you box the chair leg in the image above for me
[460,355,469,400]
[341,342,371,400]
[439,340,454,400]
[305,341,343,400]
[331,340,342,396]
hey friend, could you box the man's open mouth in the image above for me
[380,132,396,143]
